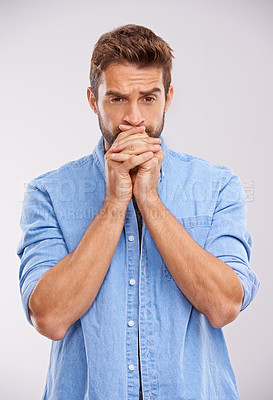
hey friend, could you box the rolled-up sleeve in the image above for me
[204,171,260,311]
[17,179,69,326]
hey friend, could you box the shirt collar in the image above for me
[92,134,169,182]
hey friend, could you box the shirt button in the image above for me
[129,279,136,286]
[128,364,135,371]
[128,320,134,327]
[128,235,134,242]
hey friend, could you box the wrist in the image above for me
[135,191,160,212]
[101,197,129,220]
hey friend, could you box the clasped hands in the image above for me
[104,124,163,209]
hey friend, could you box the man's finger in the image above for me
[119,124,146,132]
[110,126,146,149]
[110,145,161,161]
[117,125,145,138]
[119,151,155,172]
[111,137,161,153]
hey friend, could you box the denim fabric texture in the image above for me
[17,135,260,400]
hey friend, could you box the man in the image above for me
[17,24,259,399]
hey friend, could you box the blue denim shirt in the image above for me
[17,135,259,400]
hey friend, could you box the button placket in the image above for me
[138,220,159,398]
[125,203,141,397]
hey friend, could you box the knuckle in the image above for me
[143,152,152,159]
[151,157,158,166]
[105,153,111,162]
[128,154,136,164]
[113,139,120,147]
[136,131,148,138]
[117,131,125,139]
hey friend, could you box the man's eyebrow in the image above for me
[105,90,126,98]
[105,87,162,98]
[139,87,161,96]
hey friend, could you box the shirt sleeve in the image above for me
[203,170,260,311]
[17,179,69,326]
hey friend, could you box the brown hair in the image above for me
[89,24,174,101]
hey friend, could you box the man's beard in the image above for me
[98,110,166,152]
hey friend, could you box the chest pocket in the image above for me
[163,215,212,281]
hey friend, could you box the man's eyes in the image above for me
[110,97,123,103]
[109,97,156,103]
[143,97,156,102]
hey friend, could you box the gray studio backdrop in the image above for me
[1,0,272,399]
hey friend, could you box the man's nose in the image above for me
[122,103,145,127]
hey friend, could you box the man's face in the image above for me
[87,62,173,152]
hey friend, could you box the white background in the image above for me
[1,0,272,399]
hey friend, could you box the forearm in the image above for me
[29,199,127,340]
[138,195,244,328]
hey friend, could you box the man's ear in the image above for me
[165,85,174,113]
[87,87,98,114]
